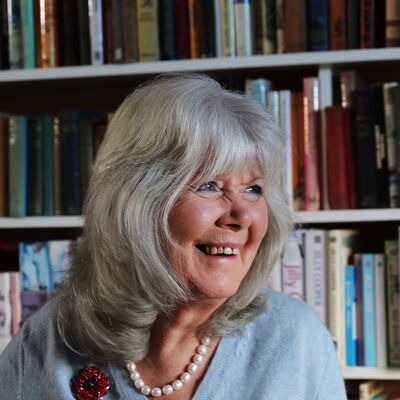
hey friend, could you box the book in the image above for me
[245,78,273,105]
[0,272,12,343]
[53,116,62,215]
[361,253,377,367]
[346,0,360,49]
[220,0,235,57]
[303,77,321,211]
[307,0,329,51]
[36,0,59,68]
[20,0,36,68]
[122,0,138,63]
[88,0,104,64]
[0,116,8,216]
[392,84,400,208]
[8,115,28,217]
[354,253,364,365]
[0,0,10,69]
[42,116,55,216]
[188,0,201,58]
[339,69,363,109]
[7,0,23,69]
[174,0,191,59]
[327,229,360,367]
[386,0,400,47]
[136,0,160,61]
[324,106,356,209]
[102,0,113,63]
[384,239,400,367]
[234,0,253,56]
[79,116,94,204]
[304,229,327,324]
[58,0,80,66]
[359,381,385,400]
[214,0,223,57]
[200,0,216,58]
[345,264,357,366]
[159,0,176,60]
[77,0,91,65]
[329,0,346,50]
[360,0,385,48]
[111,0,125,63]
[281,231,305,301]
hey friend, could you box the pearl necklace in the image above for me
[126,336,211,397]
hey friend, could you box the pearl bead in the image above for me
[162,385,174,395]
[193,354,203,365]
[197,344,207,355]
[201,336,211,345]
[126,362,136,372]
[151,387,162,397]
[141,385,151,396]
[134,378,144,389]
[180,372,191,383]
[187,362,198,374]
[172,379,183,390]
[130,371,140,380]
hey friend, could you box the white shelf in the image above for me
[0,48,399,83]
[295,209,400,224]
[342,367,400,380]
[0,216,83,229]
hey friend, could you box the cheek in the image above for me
[251,204,269,241]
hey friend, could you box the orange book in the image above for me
[386,0,400,47]
[35,0,59,68]
[188,0,201,58]
[329,0,347,50]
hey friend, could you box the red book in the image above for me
[329,0,346,50]
[324,106,357,209]
[174,0,191,59]
[303,77,321,211]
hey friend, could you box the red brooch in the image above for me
[71,366,110,400]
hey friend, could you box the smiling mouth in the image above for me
[195,245,240,256]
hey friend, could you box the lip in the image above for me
[196,242,243,248]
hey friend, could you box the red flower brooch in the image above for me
[71,366,110,400]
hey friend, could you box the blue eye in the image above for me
[194,181,222,198]
[243,185,263,201]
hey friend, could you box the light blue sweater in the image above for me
[0,289,347,399]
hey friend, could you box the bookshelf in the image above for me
[2,48,400,392]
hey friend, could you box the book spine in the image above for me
[374,253,387,367]
[9,272,20,336]
[174,0,191,59]
[42,116,55,216]
[20,0,36,68]
[354,253,364,365]
[111,0,125,63]
[0,273,12,339]
[392,85,400,208]
[122,0,138,63]
[307,0,329,51]
[360,0,374,48]
[283,0,306,52]
[136,0,159,61]
[386,0,400,46]
[245,78,273,105]
[346,0,360,48]
[88,0,104,65]
[282,231,305,301]
[329,0,346,50]
[303,77,321,211]
[0,116,8,216]
[384,240,400,367]
[265,0,276,53]
[362,253,377,367]
[234,0,252,56]
[0,1,10,69]
[53,116,62,215]
[305,229,327,324]
[220,0,235,57]
[58,0,80,66]
[214,0,223,57]
[252,0,268,54]
[345,264,357,366]
[188,0,201,58]
[102,0,113,64]
[36,0,59,68]
[8,116,28,217]
[275,0,284,53]
[7,0,23,69]
[200,0,216,57]
[159,0,176,60]
[77,0,91,65]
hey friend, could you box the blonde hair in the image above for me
[57,73,293,362]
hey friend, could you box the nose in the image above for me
[215,193,252,232]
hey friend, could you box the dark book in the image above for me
[361,0,386,48]
[102,0,113,64]
[61,109,81,216]
[0,116,8,216]
[353,87,384,208]
[371,84,390,208]
[111,0,125,63]
[324,106,357,209]
[79,117,94,205]
[200,0,216,57]
[27,117,43,216]
[42,116,55,216]
[306,0,329,51]
[391,84,400,207]
[58,0,80,66]
[329,0,346,50]
[265,0,276,53]
[346,0,360,49]
[0,0,10,69]
[354,254,365,365]
[174,0,190,59]
[159,0,176,60]
[77,0,91,65]
[284,0,307,52]
[122,0,138,63]
[8,0,23,69]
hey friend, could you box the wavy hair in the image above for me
[57,73,293,362]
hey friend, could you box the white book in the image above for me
[220,0,235,57]
[279,90,293,207]
[282,231,305,301]
[214,0,223,57]
[304,229,327,325]
[88,0,104,65]
[374,253,387,367]
[327,229,359,367]
[0,273,12,339]
[234,0,253,56]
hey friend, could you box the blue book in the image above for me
[20,0,35,68]
[362,253,377,367]
[245,79,273,105]
[42,116,55,215]
[345,265,357,366]
[159,0,176,60]
[47,240,73,291]
[306,0,329,51]
[8,116,28,217]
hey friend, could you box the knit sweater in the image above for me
[0,289,347,400]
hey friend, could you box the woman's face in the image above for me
[168,166,268,302]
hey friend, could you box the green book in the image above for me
[20,0,35,68]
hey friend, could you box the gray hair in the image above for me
[57,73,293,362]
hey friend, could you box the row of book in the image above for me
[266,228,400,368]
[1,0,399,70]
[1,111,109,217]
[0,240,73,353]
[347,380,400,400]
[246,73,400,211]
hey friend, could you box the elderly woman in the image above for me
[0,74,346,399]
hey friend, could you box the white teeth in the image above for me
[204,246,240,255]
